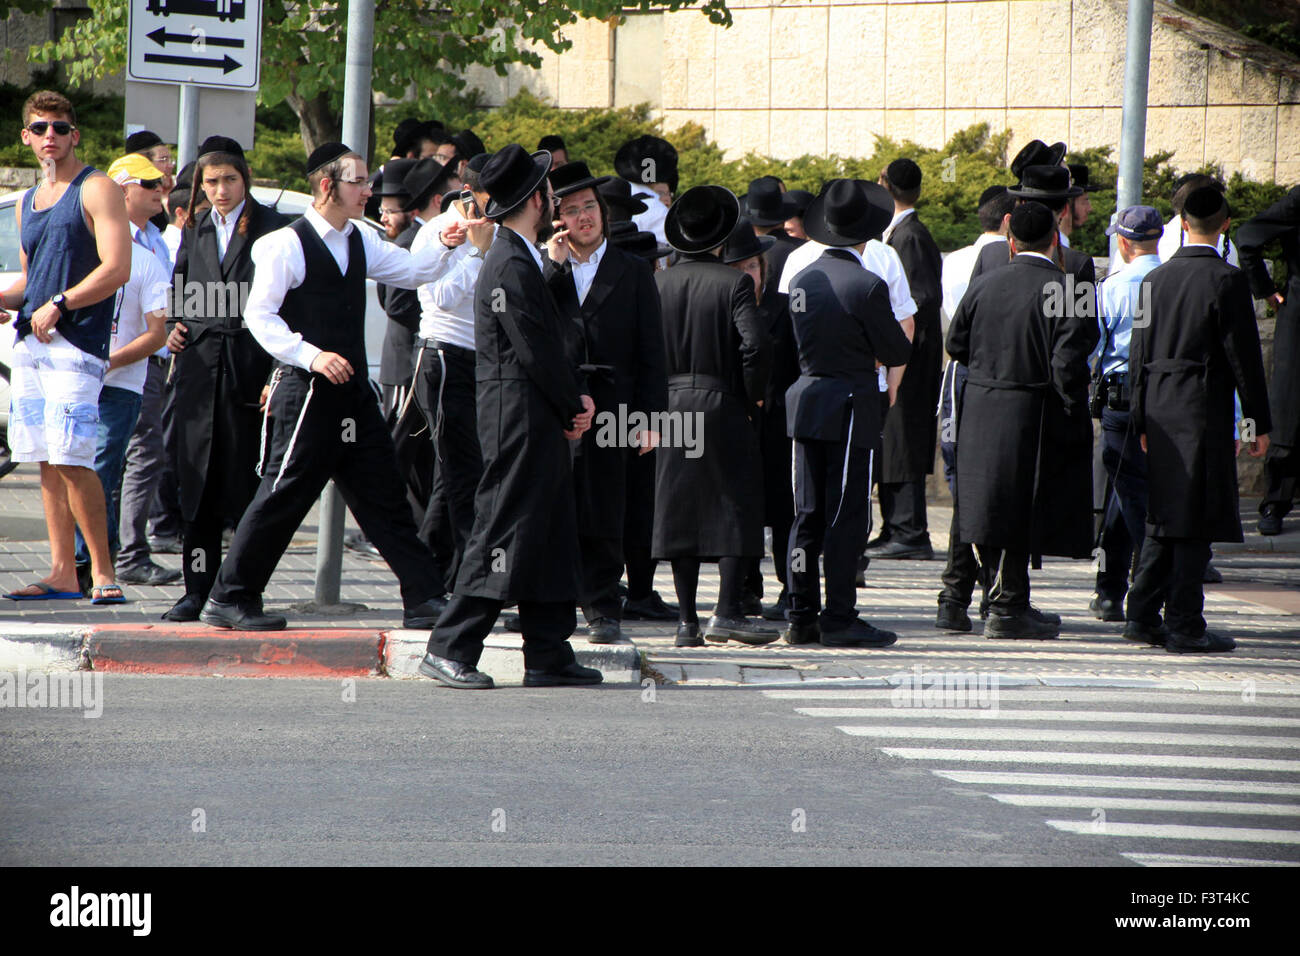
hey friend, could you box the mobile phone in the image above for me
[460,188,479,219]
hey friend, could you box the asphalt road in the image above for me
[3,675,1296,867]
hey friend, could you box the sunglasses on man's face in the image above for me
[137,178,164,191]
[27,121,75,136]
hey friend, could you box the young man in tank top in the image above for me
[1,90,132,604]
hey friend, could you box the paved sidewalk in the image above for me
[2,462,1298,685]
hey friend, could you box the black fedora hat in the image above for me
[745,176,797,226]
[664,185,740,254]
[615,134,679,192]
[1067,163,1104,192]
[784,189,814,217]
[376,158,417,198]
[1010,139,1067,180]
[609,219,672,260]
[721,218,776,263]
[803,179,894,247]
[548,160,612,198]
[402,157,454,211]
[1006,164,1083,202]
[479,144,552,219]
[597,178,649,222]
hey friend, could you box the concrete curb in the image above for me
[0,623,87,672]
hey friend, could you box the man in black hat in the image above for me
[653,185,775,646]
[783,180,913,647]
[783,190,814,242]
[544,160,668,645]
[1237,185,1300,537]
[419,144,600,689]
[615,134,677,243]
[1158,174,1238,266]
[538,135,568,168]
[197,143,449,632]
[1126,187,1271,653]
[373,157,419,416]
[870,157,944,561]
[449,129,486,182]
[598,178,650,225]
[945,202,1096,639]
[1065,162,1102,243]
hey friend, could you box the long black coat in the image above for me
[759,235,800,525]
[947,254,1095,556]
[1131,246,1272,541]
[1236,185,1300,455]
[653,251,773,559]
[454,227,588,601]
[882,212,944,481]
[171,199,289,522]
[375,219,422,387]
[546,242,667,539]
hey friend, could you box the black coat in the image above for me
[969,237,1098,294]
[882,212,944,480]
[171,199,289,522]
[652,252,773,559]
[546,242,667,539]
[785,248,912,451]
[759,235,800,524]
[375,219,422,387]
[947,254,1095,556]
[453,227,588,601]
[1236,185,1300,454]
[1131,246,1272,541]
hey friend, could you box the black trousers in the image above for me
[623,445,658,601]
[975,545,1031,613]
[181,474,228,603]
[1126,535,1212,639]
[413,342,481,587]
[1095,408,1148,600]
[1262,453,1298,518]
[148,365,184,541]
[210,369,440,609]
[878,479,929,546]
[580,534,625,623]
[426,594,576,672]
[787,434,872,628]
[939,502,985,610]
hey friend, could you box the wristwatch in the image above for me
[466,245,482,258]
[51,293,70,317]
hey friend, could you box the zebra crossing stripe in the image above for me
[879,748,1300,772]
[1122,852,1300,867]
[796,708,1300,728]
[838,726,1300,749]
[1046,820,1300,844]
[933,770,1300,795]
[765,689,1300,704]
[989,794,1300,816]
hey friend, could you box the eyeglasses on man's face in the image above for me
[560,200,600,219]
[27,121,75,136]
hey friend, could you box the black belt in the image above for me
[965,375,1048,392]
[668,372,733,394]
[421,339,474,358]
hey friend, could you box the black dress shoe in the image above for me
[763,591,790,621]
[523,661,604,687]
[675,622,703,647]
[1025,605,1062,626]
[784,619,821,645]
[1090,594,1125,622]
[703,615,780,645]
[1166,630,1236,654]
[147,534,183,555]
[984,610,1059,640]
[741,591,764,617]
[865,540,934,560]
[1123,619,1169,646]
[200,598,287,631]
[1258,505,1284,536]
[1202,562,1223,584]
[162,593,205,622]
[623,590,678,621]
[418,652,494,688]
[118,561,182,586]
[585,617,623,644]
[935,601,972,632]
[865,532,890,550]
[821,618,898,647]
[403,596,448,629]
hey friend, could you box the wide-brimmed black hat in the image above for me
[1006,165,1083,202]
[452,129,486,162]
[440,188,461,215]
[745,176,797,226]
[402,157,455,211]
[548,160,611,198]
[664,185,739,254]
[597,178,649,222]
[721,218,776,264]
[615,135,678,193]
[480,144,551,219]
[784,189,814,217]
[1010,139,1067,180]
[376,158,417,198]
[804,179,894,247]
[1067,163,1104,192]
[609,219,672,260]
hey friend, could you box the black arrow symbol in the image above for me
[144,52,242,74]
[147,26,245,49]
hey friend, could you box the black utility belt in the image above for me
[1089,371,1129,417]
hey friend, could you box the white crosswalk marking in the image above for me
[990,794,1300,816]
[1047,821,1300,844]
[796,707,1300,728]
[1122,853,1300,867]
[933,771,1300,796]
[840,726,1300,749]
[879,748,1300,772]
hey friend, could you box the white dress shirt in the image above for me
[105,243,170,394]
[162,223,183,263]
[628,182,668,244]
[881,206,915,243]
[413,204,490,350]
[941,231,1003,322]
[1158,215,1238,266]
[570,238,607,306]
[212,199,245,260]
[1059,231,1071,248]
[244,204,448,371]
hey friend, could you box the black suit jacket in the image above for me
[376,219,423,386]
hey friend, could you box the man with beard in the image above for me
[419,145,599,689]
[544,161,667,645]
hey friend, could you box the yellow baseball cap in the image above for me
[107,153,165,186]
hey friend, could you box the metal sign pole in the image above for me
[1112,0,1154,263]
[176,83,200,168]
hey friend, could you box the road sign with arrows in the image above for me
[128,0,261,89]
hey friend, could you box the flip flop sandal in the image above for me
[90,585,127,606]
[4,582,83,601]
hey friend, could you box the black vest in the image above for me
[281,217,368,376]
